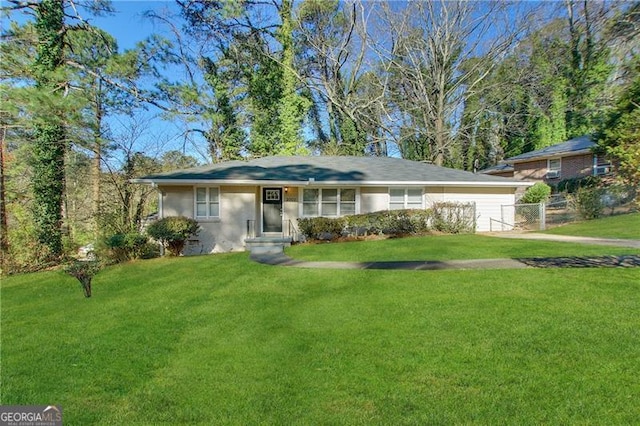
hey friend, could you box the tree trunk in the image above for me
[92,86,103,239]
[32,0,66,260]
[0,122,8,262]
[81,277,92,297]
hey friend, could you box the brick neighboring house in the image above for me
[480,135,613,184]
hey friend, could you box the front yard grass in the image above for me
[287,233,638,262]
[2,240,639,424]
[288,212,640,262]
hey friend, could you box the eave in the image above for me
[507,149,594,164]
[132,178,533,188]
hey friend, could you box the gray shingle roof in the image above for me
[506,135,595,163]
[135,155,527,186]
[478,163,514,174]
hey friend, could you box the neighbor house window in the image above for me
[593,154,612,176]
[547,158,561,178]
[302,188,357,217]
[389,188,423,210]
[195,187,220,219]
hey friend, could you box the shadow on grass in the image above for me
[517,255,640,268]
[253,254,640,270]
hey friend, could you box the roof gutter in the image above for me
[132,178,533,188]
[506,149,594,164]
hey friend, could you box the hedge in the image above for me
[297,203,475,241]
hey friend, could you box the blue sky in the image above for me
[90,1,199,162]
[2,0,200,162]
[92,1,177,50]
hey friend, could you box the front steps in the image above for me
[245,236,293,255]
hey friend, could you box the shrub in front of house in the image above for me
[103,232,155,263]
[344,209,432,236]
[430,202,476,234]
[569,186,605,220]
[146,216,200,256]
[297,217,347,240]
[519,182,552,204]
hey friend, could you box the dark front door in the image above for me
[262,188,283,233]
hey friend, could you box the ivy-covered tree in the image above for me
[376,0,527,166]
[456,1,634,170]
[277,0,310,154]
[30,0,67,259]
[564,0,613,138]
[3,0,115,261]
[176,0,311,157]
[201,58,246,161]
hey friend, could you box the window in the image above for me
[407,189,423,208]
[341,189,356,215]
[593,154,612,176]
[302,188,357,217]
[547,158,561,178]
[303,188,319,216]
[389,189,405,210]
[265,189,280,201]
[389,188,424,210]
[195,187,220,219]
[322,189,338,216]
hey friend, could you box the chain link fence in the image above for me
[545,196,575,227]
[497,203,545,231]
[545,189,637,227]
[494,186,637,232]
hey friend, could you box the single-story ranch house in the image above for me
[134,156,531,254]
[481,135,613,183]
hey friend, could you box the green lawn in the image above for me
[545,212,640,239]
[287,234,638,262]
[2,232,640,424]
[287,212,640,262]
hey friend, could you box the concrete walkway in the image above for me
[250,233,640,271]
[487,232,640,249]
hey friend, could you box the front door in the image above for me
[262,188,283,233]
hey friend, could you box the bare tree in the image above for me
[99,116,163,234]
[296,0,385,154]
[371,1,530,166]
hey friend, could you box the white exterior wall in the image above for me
[159,185,256,254]
[214,186,256,252]
[425,186,515,232]
[283,187,299,232]
[161,186,193,217]
[360,187,388,212]
[423,188,445,205]
[159,183,516,254]
[358,186,515,231]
